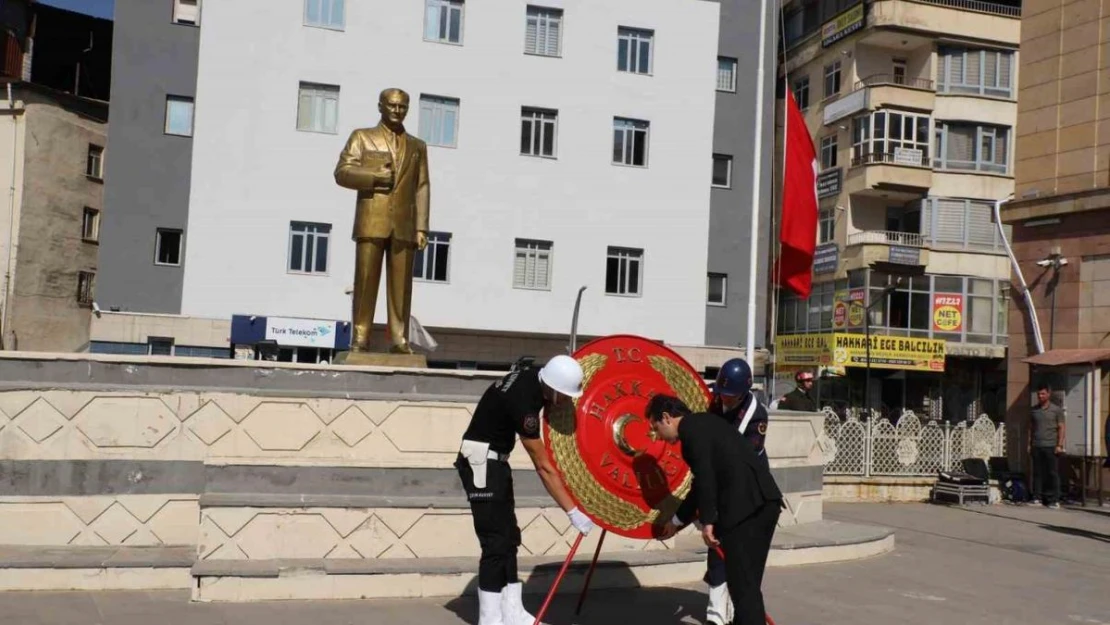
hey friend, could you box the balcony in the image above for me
[856,74,936,112]
[867,0,1021,46]
[847,230,926,247]
[843,230,931,272]
[845,151,933,201]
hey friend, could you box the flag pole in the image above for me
[746,0,770,366]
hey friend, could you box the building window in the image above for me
[892,58,907,85]
[605,247,643,296]
[154,228,183,266]
[164,96,195,137]
[617,27,653,75]
[288,221,330,274]
[851,110,931,166]
[77,271,94,305]
[513,239,552,290]
[304,0,344,30]
[86,144,103,179]
[613,118,649,167]
[297,82,339,134]
[712,154,732,188]
[792,76,809,110]
[934,122,1009,173]
[82,207,100,242]
[938,47,1014,98]
[967,278,995,339]
[820,135,838,169]
[823,61,841,99]
[717,57,738,92]
[414,232,451,282]
[148,337,175,356]
[525,6,562,56]
[707,273,727,306]
[872,273,931,334]
[418,95,460,148]
[818,207,834,243]
[425,0,464,45]
[521,107,557,158]
[173,0,199,25]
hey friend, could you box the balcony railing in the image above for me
[855,74,935,91]
[913,0,1021,17]
[851,150,930,168]
[848,230,926,247]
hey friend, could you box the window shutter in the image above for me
[948,52,964,85]
[999,53,1012,88]
[514,250,528,287]
[935,199,965,245]
[983,51,998,88]
[176,0,199,24]
[535,249,550,288]
[994,127,1008,165]
[322,93,337,133]
[298,92,314,130]
[966,201,994,248]
[946,125,975,164]
[525,14,538,53]
[966,51,981,87]
[546,15,560,56]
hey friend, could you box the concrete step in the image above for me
[190,519,895,602]
[0,545,194,591]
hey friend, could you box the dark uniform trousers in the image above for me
[719,502,781,625]
[705,451,771,587]
[455,453,521,591]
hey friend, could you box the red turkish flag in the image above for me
[775,90,819,299]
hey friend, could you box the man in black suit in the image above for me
[647,394,783,625]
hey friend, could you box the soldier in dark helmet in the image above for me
[778,370,817,412]
[454,354,595,625]
[700,356,769,625]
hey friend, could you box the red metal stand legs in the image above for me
[573,529,607,615]
[530,533,584,625]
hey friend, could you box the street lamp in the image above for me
[863,277,903,419]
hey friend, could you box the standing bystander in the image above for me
[1029,383,1065,508]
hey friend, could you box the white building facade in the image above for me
[172,0,719,355]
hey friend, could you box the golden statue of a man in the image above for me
[334,88,430,355]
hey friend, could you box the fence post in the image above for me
[864,414,873,477]
[942,422,951,469]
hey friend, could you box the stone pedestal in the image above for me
[333,351,427,368]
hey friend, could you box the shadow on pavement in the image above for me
[442,561,707,625]
[1038,524,1110,543]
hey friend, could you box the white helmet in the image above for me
[538,355,584,399]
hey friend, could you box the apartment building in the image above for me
[93,0,734,369]
[772,0,1020,421]
[1000,0,1109,471]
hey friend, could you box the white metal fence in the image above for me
[820,408,1006,477]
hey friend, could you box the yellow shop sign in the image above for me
[775,333,946,373]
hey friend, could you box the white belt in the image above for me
[486,449,510,462]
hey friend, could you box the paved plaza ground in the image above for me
[1,502,1107,625]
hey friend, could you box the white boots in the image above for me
[501,582,545,625]
[479,589,505,625]
[479,583,544,625]
[706,582,734,625]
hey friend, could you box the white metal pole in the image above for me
[745,0,769,366]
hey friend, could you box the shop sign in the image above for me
[821,3,865,47]
[932,293,964,333]
[775,332,946,372]
[817,167,843,199]
[848,288,866,327]
[888,245,921,265]
[265,316,337,349]
[814,243,840,275]
[833,290,849,329]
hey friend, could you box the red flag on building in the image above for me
[775,89,819,299]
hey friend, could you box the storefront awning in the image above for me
[1022,348,1110,366]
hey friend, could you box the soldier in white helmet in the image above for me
[455,355,596,625]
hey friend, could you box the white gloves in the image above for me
[567,507,595,535]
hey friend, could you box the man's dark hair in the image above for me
[645,394,691,422]
[1036,382,1052,393]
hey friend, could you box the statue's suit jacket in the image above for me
[334,124,430,243]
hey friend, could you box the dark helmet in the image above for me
[714,358,753,398]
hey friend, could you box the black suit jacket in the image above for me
[675,412,783,531]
